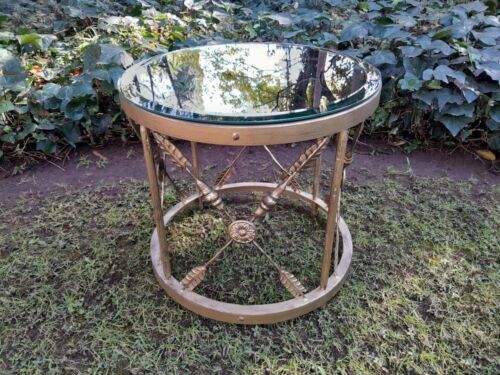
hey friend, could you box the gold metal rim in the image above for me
[121,88,380,146]
[150,182,353,325]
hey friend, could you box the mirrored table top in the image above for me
[119,43,381,125]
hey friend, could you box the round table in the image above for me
[119,42,381,324]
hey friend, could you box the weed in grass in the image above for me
[77,155,92,168]
[95,159,108,169]
[126,149,136,159]
[0,177,498,374]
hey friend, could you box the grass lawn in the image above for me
[0,176,498,374]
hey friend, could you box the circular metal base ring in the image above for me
[150,182,353,324]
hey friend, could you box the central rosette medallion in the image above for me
[228,220,256,243]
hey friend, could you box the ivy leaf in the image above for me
[245,24,257,38]
[99,44,133,68]
[323,0,343,5]
[295,9,323,26]
[57,81,94,100]
[391,13,416,28]
[340,23,369,42]
[426,80,442,90]
[414,88,464,110]
[475,15,500,28]
[433,65,466,84]
[35,83,62,109]
[381,25,411,40]
[429,40,455,56]
[61,98,88,121]
[0,48,13,65]
[475,62,500,82]
[39,34,57,51]
[16,33,41,47]
[442,103,475,117]
[36,139,57,153]
[16,123,37,140]
[89,69,109,82]
[422,68,433,81]
[486,119,500,131]
[342,46,371,58]
[1,132,16,144]
[35,83,61,100]
[282,29,304,39]
[58,123,81,147]
[480,47,500,63]
[491,105,500,123]
[399,46,423,58]
[108,66,124,89]
[435,114,472,136]
[37,120,56,130]
[0,100,15,114]
[403,56,426,78]
[472,28,500,46]
[375,16,393,25]
[364,50,397,66]
[358,2,369,11]
[399,73,422,91]
[489,133,500,150]
[264,13,294,26]
[431,28,452,41]
[418,37,455,55]
[435,88,464,110]
[184,0,209,11]
[457,1,488,14]
[83,44,101,71]
[0,14,8,27]
[313,32,338,46]
[454,79,481,103]
[0,58,28,92]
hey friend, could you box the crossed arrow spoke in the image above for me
[154,133,330,298]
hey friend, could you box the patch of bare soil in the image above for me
[0,138,497,207]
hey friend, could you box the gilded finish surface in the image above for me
[123,43,379,324]
[135,119,364,323]
[228,220,256,243]
[150,183,353,324]
[134,123,365,322]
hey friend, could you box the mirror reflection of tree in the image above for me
[161,50,204,111]
[124,44,370,117]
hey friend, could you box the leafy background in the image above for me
[0,0,499,162]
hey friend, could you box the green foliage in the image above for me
[0,0,499,159]
[0,0,186,158]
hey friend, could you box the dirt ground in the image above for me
[0,139,497,207]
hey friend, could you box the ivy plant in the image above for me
[0,0,498,161]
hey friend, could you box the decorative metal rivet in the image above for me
[228,220,256,243]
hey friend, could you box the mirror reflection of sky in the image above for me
[120,43,381,125]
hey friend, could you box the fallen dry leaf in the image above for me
[30,65,43,74]
[475,149,496,161]
[69,67,83,77]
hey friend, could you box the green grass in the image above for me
[0,177,498,374]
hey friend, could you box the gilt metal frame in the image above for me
[125,86,380,325]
